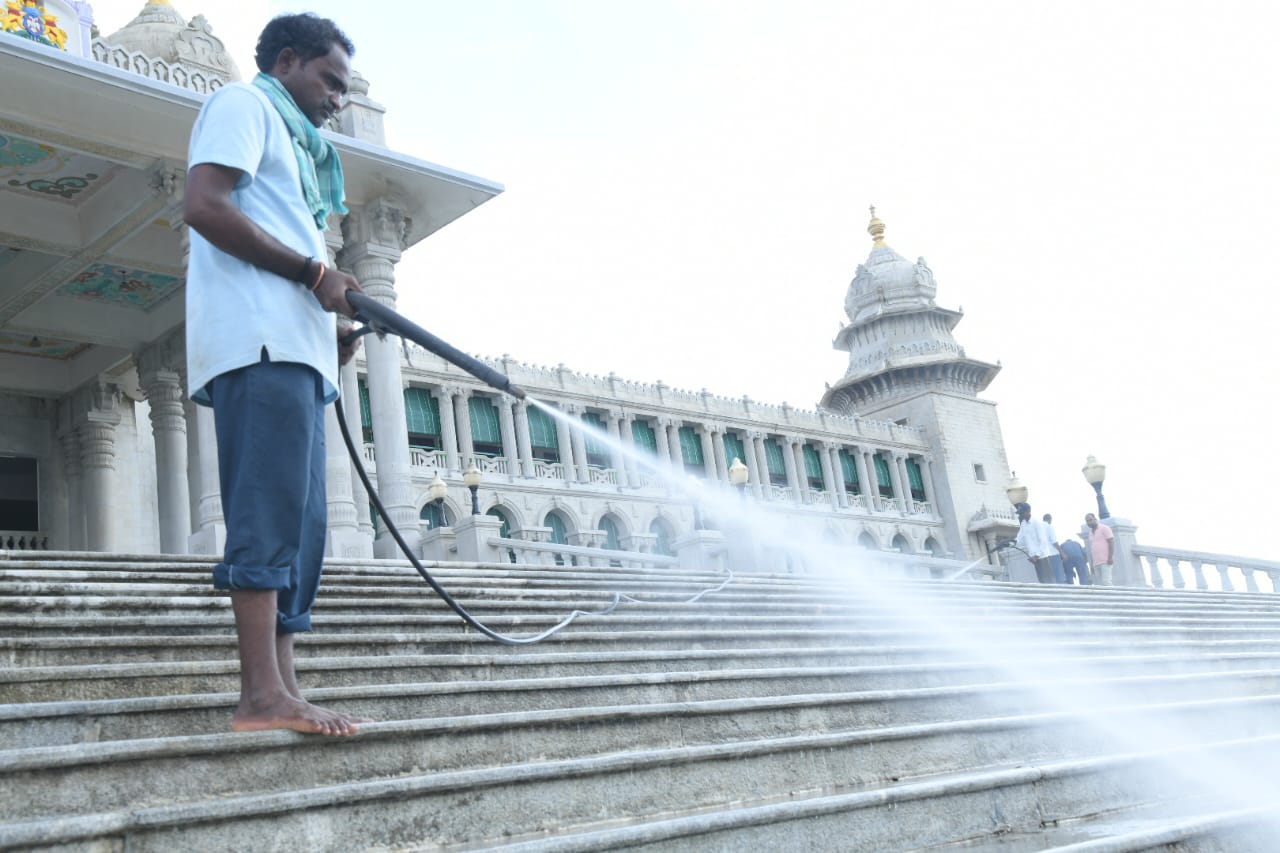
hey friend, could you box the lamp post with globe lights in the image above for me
[463,463,483,516]
[1005,472,1028,508]
[1082,455,1110,519]
[427,472,448,528]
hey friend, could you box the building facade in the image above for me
[0,1,1020,568]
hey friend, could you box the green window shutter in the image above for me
[764,439,786,476]
[486,507,510,538]
[839,449,859,488]
[527,405,559,450]
[600,516,621,550]
[581,412,610,458]
[545,512,568,545]
[468,397,502,444]
[403,388,441,435]
[802,445,823,480]
[906,458,925,496]
[358,380,372,430]
[631,419,658,454]
[678,426,703,465]
[874,455,893,488]
[723,433,747,468]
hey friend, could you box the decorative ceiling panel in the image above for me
[0,133,108,202]
[59,262,182,310]
[0,331,87,360]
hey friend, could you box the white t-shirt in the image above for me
[1016,518,1058,560]
[185,82,338,405]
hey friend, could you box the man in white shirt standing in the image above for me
[1014,502,1058,584]
[184,13,365,735]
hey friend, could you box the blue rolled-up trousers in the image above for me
[209,351,327,634]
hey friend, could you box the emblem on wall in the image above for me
[2,1,68,50]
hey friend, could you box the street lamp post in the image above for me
[728,457,749,501]
[1082,455,1110,519]
[427,472,448,528]
[463,463,483,516]
[1005,471,1028,507]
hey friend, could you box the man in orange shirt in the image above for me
[1086,512,1115,586]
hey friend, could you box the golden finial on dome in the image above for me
[867,205,886,248]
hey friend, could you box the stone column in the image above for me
[57,428,84,550]
[137,346,192,554]
[654,416,673,469]
[827,443,849,509]
[920,455,938,515]
[497,397,520,479]
[514,399,534,477]
[889,452,908,513]
[781,435,802,503]
[606,409,626,483]
[323,397,368,557]
[699,425,717,481]
[666,420,684,470]
[78,384,122,553]
[566,404,590,482]
[340,360,373,541]
[854,448,874,512]
[750,431,768,499]
[455,387,475,468]
[188,403,225,555]
[818,441,840,509]
[436,386,460,474]
[554,406,576,484]
[711,428,729,485]
[620,413,639,487]
[339,200,419,557]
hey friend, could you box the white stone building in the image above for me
[0,1,1020,569]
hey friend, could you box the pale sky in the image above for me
[88,0,1280,561]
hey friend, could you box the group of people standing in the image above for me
[1013,503,1116,586]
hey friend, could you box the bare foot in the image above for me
[231,696,362,736]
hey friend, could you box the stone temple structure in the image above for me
[0,1,1022,569]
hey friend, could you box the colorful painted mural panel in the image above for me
[60,263,182,310]
[2,1,68,50]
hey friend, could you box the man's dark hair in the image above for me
[255,13,354,73]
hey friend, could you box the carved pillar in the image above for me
[339,200,419,557]
[854,447,874,511]
[566,404,589,482]
[514,399,534,477]
[188,404,225,554]
[78,384,122,553]
[749,431,768,499]
[436,386,460,474]
[455,387,475,467]
[57,427,84,550]
[138,339,192,554]
[666,421,683,470]
[781,435,802,502]
[340,360,373,541]
[554,405,576,484]
[654,417,673,469]
[828,443,849,509]
[711,427,729,485]
[920,455,938,514]
[497,397,520,478]
[889,452,908,512]
[606,409,626,482]
[620,413,639,487]
[699,425,717,481]
[818,441,839,509]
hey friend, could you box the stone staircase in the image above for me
[2,551,1280,851]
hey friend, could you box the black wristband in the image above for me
[294,256,315,284]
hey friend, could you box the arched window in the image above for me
[649,518,674,557]
[857,531,878,549]
[892,533,912,554]
[599,516,622,551]
[545,511,570,566]
[420,501,452,530]
[925,536,945,558]
[488,507,516,563]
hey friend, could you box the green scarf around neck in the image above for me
[252,72,347,230]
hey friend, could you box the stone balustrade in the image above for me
[489,536,678,570]
[1131,545,1280,593]
[0,532,48,551]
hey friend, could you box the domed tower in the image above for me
[99,0,240,85]
[820,208,1016,559]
